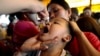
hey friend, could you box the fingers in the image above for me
[40,43,48,50]
[38,8,49,20]
[20,35,39,52]
[31,41,42,50]
[40,37,58,49]
[31,39,56,51]
[21,35,58,51]
[69,21,82,34]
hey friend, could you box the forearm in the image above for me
[0,0,43,14]
[21,35,39,52]
[0,0,28,14]
[76,31,100,56]
[70,21,100,56]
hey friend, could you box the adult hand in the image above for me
[20,35,42,52]
[37,8,49,20]
[28,0,49,22]
[69,21,82,34]
[21,35,58,52]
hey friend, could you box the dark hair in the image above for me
[92,12,100,20]
[71,8,78,16]
[7,14,16,36]
[83,7,91,11]
[9,14,16,22]
[47,0,70,10]
[10,12,30,20]
[77,16,100,39]
[70,8,79,21]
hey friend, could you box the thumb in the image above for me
[40,44,48,50]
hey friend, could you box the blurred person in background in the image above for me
[83,7,93,17]
[70,8,79,21]
[6,14,16,39]
[92,12,100,24]
[77,16,100,39]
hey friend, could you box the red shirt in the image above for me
[13,20,39,48]
[67,32,100,56]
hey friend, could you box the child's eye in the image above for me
[54,22,59,24]
[53,10,58,13]
[53,9,59,13]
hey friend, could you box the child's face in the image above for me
[39,17,70,42]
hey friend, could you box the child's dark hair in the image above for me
[83,7,91,11]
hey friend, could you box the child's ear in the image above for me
[62,34,72,42]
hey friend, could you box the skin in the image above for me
[83,9,92,16]
[19,17,71,56]
[0,0,49,18]
[15,19,100,56]
[40,17,71,56]
[39,17,70,41]
[48,3,71,21]
[48,3,100,56]
[70,21,100,56]
[13,2,100,56]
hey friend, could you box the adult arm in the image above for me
[0,0,45,14]
[20,35,42,52]
[20,34,57,52]
[69,21,100,56]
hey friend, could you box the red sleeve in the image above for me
[84,32,100,51]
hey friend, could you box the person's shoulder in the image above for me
[83,32,99,41]
[83,32,100,51]
[83,32,97,37]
